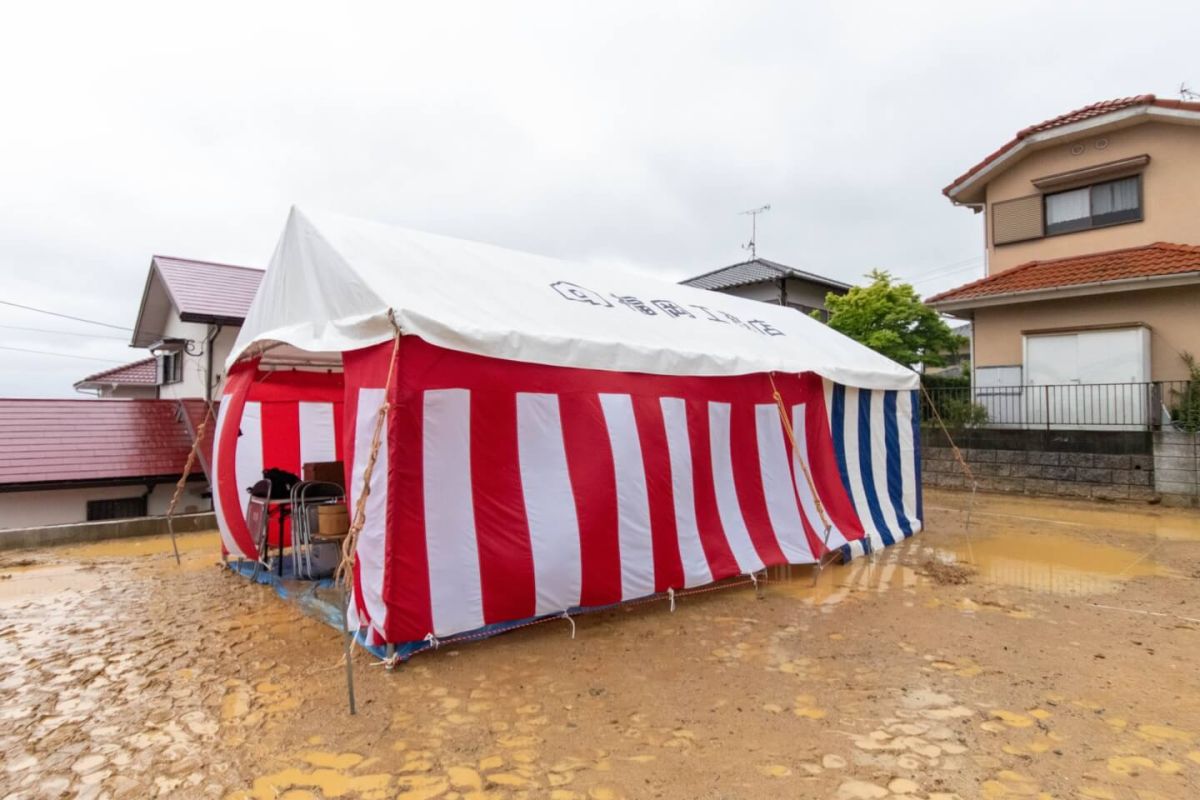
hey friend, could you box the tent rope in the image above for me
[336,312,403,589]
[917,381,979,549]
[165,400,215,565]
[768,373,835,557]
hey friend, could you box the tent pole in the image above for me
[341,589,357,715]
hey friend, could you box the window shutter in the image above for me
[991,194,1044,245]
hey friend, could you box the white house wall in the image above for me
[0,482,208,530]
[156,317,241,401]
[784,278,837,309]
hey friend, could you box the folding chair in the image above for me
[291,480,346,579]
[246,479,273,581]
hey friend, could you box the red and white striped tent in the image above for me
[215,208,922,656]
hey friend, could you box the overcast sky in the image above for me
[1,1,1195,397]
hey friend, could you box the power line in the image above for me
[904,254,984,282]
[0,323,129,341]
[0,300,133,332]
[0,345,126,364]
[911,262,984,286]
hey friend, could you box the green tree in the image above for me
[822,270,965,368]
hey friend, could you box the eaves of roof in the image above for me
[944,95,1200,203]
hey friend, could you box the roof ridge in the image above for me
[153,254,264,273]
[1014,94,1155,140]
[944,93,1200,198]
[682,257,772,282]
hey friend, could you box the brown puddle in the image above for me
[925,491,1192,596]
[937,529,1165,595]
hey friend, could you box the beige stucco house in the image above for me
[930,94,1200,425]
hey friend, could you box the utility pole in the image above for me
[740,204,770,259]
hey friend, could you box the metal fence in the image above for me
[921,380,1197,431]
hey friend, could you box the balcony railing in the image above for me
[921,381,1198,431]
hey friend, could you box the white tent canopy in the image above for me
[230,208,918,390]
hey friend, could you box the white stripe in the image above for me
[516,393,583,615]
[707,402,764,574]
[823,379,836,433]
[234,400,264,518]
[211,400,243,558]
[870,391,905,539]
[789,404,850,550]
[599,394,656,601]
[423,389,485,636]
[660,398,713,589]
[298,402,338,466]
[896,391,922,533]
[754,404,815,564]
[840,389,885,550]
[351,389,390,638]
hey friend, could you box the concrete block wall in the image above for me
[922,428,1157,502]
[1153,431,1200,507]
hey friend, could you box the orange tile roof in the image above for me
[944,94,1200,198]
[926,242,1200,306]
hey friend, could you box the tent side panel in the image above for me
[212,363,347,561]
[362,337,908,649]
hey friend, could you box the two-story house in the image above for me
[930,94,1200,426]
[74,256,263,401]
[0,256,266,531]
[681,257,850,321]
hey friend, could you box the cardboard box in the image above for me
[303,461,344,485]
[316,503,349,537]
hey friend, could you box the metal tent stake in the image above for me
[341,589,357,715]
[167,516,181,566]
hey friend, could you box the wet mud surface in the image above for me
[2,490,1199,799]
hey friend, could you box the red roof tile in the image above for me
[74,356,158,388]
[153,255,263,323]
[944,94,1200,198]
[0,399,195,487]
[926,242,1200,306]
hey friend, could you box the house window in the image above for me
[158,351,183,385]
[87,496,147,521]
[1044,175,1141,235]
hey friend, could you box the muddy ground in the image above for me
[2,489,1199,800]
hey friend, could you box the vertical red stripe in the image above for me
[215,365,258,558]
[259,402,301,548]
[385,383,434,642]
[470,391,537,623]
[684,399,740,581]
[802,376,865,540]
[559,393,622,607]
[631,396,685,592]
[729,403,788,566]
[260,402,302,475]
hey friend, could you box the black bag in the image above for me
[262,467,300,499]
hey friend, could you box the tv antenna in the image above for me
[740,204,770,259]
[1180,82,1199,101]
